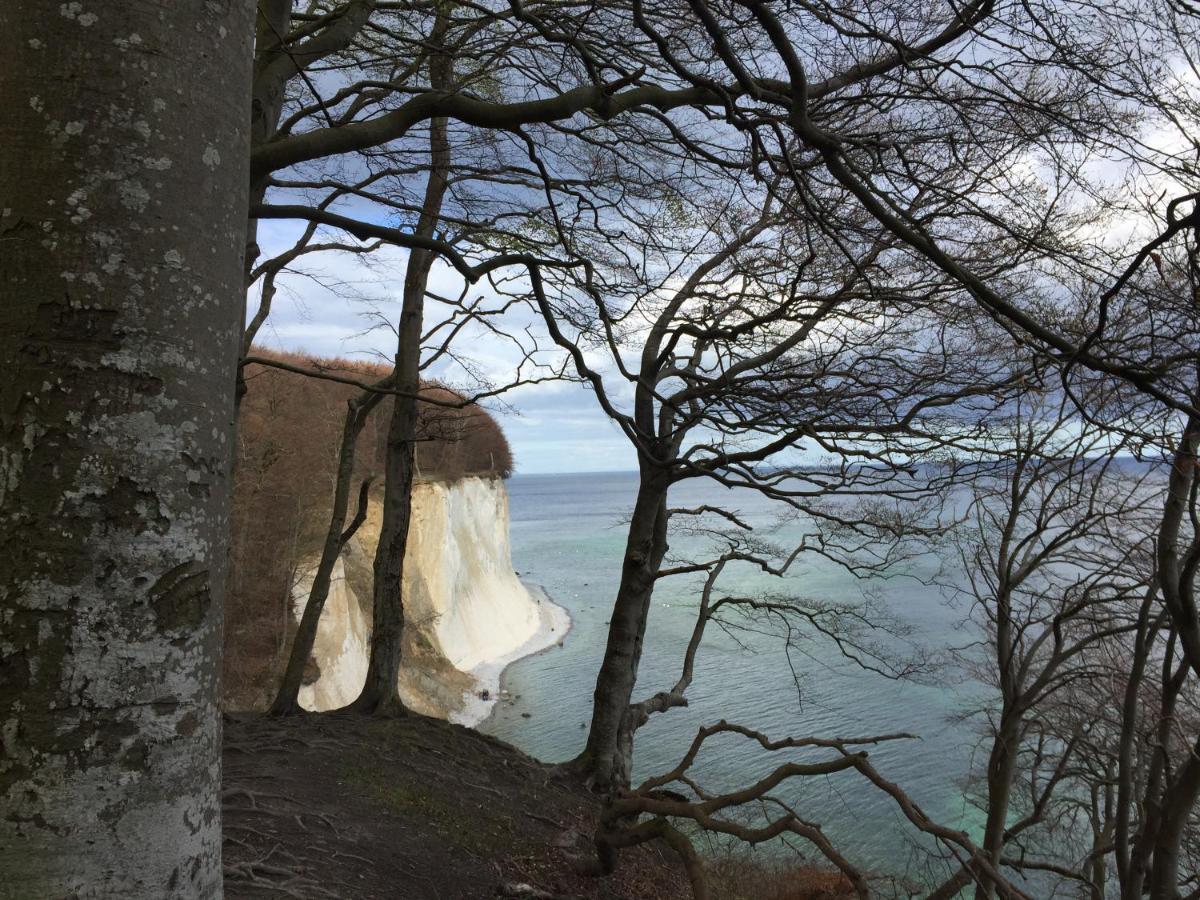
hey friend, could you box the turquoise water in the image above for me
[482,471,989,883]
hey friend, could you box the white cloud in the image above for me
[247,235,636,474]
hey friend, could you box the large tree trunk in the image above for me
[578,465,671,791]
[352,27,451,714]
[0,2,251,896]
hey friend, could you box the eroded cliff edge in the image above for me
[222,351,567,718]
[294,476,566,721]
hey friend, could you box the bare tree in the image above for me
[498,130,1037,789]
[347,7,456,714]
[938,390,1161,898]
[592,720,1036,900]
[266,373,386,715]
[237,1,611,714]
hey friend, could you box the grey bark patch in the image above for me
[148,562,211,633]
[120,738,150,771]
[102,476,171,535]
[31,301,121,348]
[0,649,32,693]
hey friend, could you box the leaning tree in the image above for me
[504,130,1036,790]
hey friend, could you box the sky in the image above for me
[250,218,637,475]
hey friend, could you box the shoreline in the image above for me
[449,582,571,728]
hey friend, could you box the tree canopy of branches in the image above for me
[9,0,1200,895]
[237,0,1200,894]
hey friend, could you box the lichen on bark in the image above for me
[0,2,253,896]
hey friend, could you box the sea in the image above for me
[481,470,994,886]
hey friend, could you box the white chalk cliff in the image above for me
[292,476,565,723]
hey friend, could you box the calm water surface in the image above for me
[482,471,990,881]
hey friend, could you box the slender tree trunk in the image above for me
[1091,778,1115,900]
[1127,420,1200,899]
[351,343,420,714]
[1147,743,1200,900]
[1089,842,1108,900]
[1116,592,1157,890]
[1157,419,1200,679]
[235,0,291,406]
[1124,646,1187,900]
[244,0,293,277]
[270,392,383,714]
[1126,803,1157,898]
[578,465,672,791]
[352,27,452,714]
[975,712,1021,900]
[0,2,251,896]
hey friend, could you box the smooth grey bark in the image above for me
[577,465,671,791]
[976,712,1021,900]
[0,1,252,897]
[352,18,452,714]
[1147,743,1200,900]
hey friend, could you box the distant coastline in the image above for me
[451,582,572,728]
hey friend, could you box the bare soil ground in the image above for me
[222,712,692,900]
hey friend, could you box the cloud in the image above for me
[247,239,635,474]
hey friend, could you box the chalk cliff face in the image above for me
[293,476,543,720]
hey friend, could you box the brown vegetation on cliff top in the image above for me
[223,349,513,708]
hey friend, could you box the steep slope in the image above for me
[223,350,525,713]
[222,713,856,900]
[295,476,566,720]
[222,713,693,900]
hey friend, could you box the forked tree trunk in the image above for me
[578,465,671,791]
[1147,747,1200,900]
[352,26,452,714]
[270,391,383,715]
[1124,662,1179,900]
[0,2,251,896]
